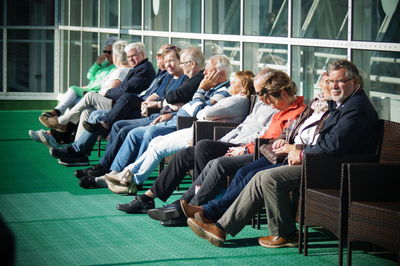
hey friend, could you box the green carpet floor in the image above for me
[0,111,396,265]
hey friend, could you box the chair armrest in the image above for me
[213,126,236,141]
[193,120,239,145]
[303,153,378,190]
[254,138,271,160]
[345,163,400,202]
[177,116,197,130]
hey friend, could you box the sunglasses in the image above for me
[103,50,112,55]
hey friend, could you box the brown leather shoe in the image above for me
[39,116,67,132]
[180,200,202,218]
[194,211,215,224]
[187,218,226,247]
[258,233,298,248]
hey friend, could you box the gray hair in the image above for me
[112,40,128,65]
[180,47,205,69]
[254,67,277,84]
[125,42,146,57]
[328,60,363,89]
[207,54,232,79]
[104,37,120,48]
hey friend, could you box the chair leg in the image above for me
[298,219,303,254]
[304,225,308,256]
[257,212,261,230]
[347,240,352,266]
[338,237,343,266]
[97,138,101,157]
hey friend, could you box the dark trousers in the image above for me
[150,139,238,202]
[103,93,142,126]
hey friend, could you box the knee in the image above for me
[195,139,214,152]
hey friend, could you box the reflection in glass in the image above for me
[69,31,81,86]
[101,0,118,28]
[59,30,69,93]
[353,50,400,122]
[121,0,142,30]
[7,30,54,92]
[120,34,142,43]
[82,32,99,86]
[83,0,98,27]
[205,0,240,35]
[204,40,240,73]
[100,33,119,53]
[7,0,54,26]
[292,0,347,39]
[60,0,69,26]
[353,0,400,43]
[243,43,287,73]
[70,0,81,27]
[144,0,169,31]
[144,36,169,70]
[291,46,346,101]
[244,0,287,37]
[0,30,2,91]
[172,0,201,33]
[171,38,201,49]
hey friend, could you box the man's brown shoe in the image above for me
[39,116,67,132]
[194,212,215,224]
[187,218,226,247]
[258,233,298,248]
[180,200,202,218]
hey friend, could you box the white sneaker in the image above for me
[104,168,132,185]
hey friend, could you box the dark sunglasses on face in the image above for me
[103,50,112,55]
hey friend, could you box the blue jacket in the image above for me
[105,58,156,101]
[304,89,379,155]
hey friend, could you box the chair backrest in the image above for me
[377,120,400,164]
[248,95,258,115]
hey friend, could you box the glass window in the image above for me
[83,0,98,27]
[204,0,240,35]
[7,30,54,93]
[244,0,288,37]
[292,0,347,39]
[0,29,3,92]
[171,38,201,49]
[69,31,81,86]
[100,0,118,28]
[291,46,346,101]
[172,0,201,33]
[121,0,142,30]
[243,43,288,73]
[100,33,119,51]
[1,0,4,26]
[82,32,98,85]
[143,36,169,70]
[120,34,142,43]
[70,0,81,27]
[7,0,54,26]
[353,50,400,122]
[144,0,169,31]
[59,30,69,93]
[204,40,240,73]
[60,0,69,26]
[353,0,400,43]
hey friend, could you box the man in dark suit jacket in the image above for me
[186,60,379,248]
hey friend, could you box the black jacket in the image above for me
[165,70,204,105]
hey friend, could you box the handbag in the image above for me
[259,143,287,164]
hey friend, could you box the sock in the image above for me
[140,194,154,203]
[215,222,226,232]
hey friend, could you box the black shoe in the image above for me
[75,164,109,178]
[50,147,90,166]
[116,196,155,214]
[147,204,182,221]
[83,121,109,138]
[79,176,97,188]
[160,215,188,227]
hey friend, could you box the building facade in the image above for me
[1,0,400,121]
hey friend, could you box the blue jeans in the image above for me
[72,110,109,155]
[202,157,283,221]
[110,115,178,174]
[99,113,160,169]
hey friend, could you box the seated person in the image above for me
[178,73,331,223]
[39,37,119,119]
[88,70,256,189]
[186,60,379,248]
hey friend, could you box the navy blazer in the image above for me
[304,89,379,155]
[105,58,156,101]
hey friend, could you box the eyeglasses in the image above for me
[180,61,191,67]
[103,50,112,55]
[156,53,162,58]
[328,77,354,86]
[255,89,267,96]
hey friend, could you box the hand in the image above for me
[151,114,173,125]
[96,54,107,65]
[224,146,246,157]
[199,71,221,91]
[288,150,302,165]
[273,144,295,154]
[272,139,287,149]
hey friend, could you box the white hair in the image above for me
[125,42,146,57]
[112,40,128,65]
